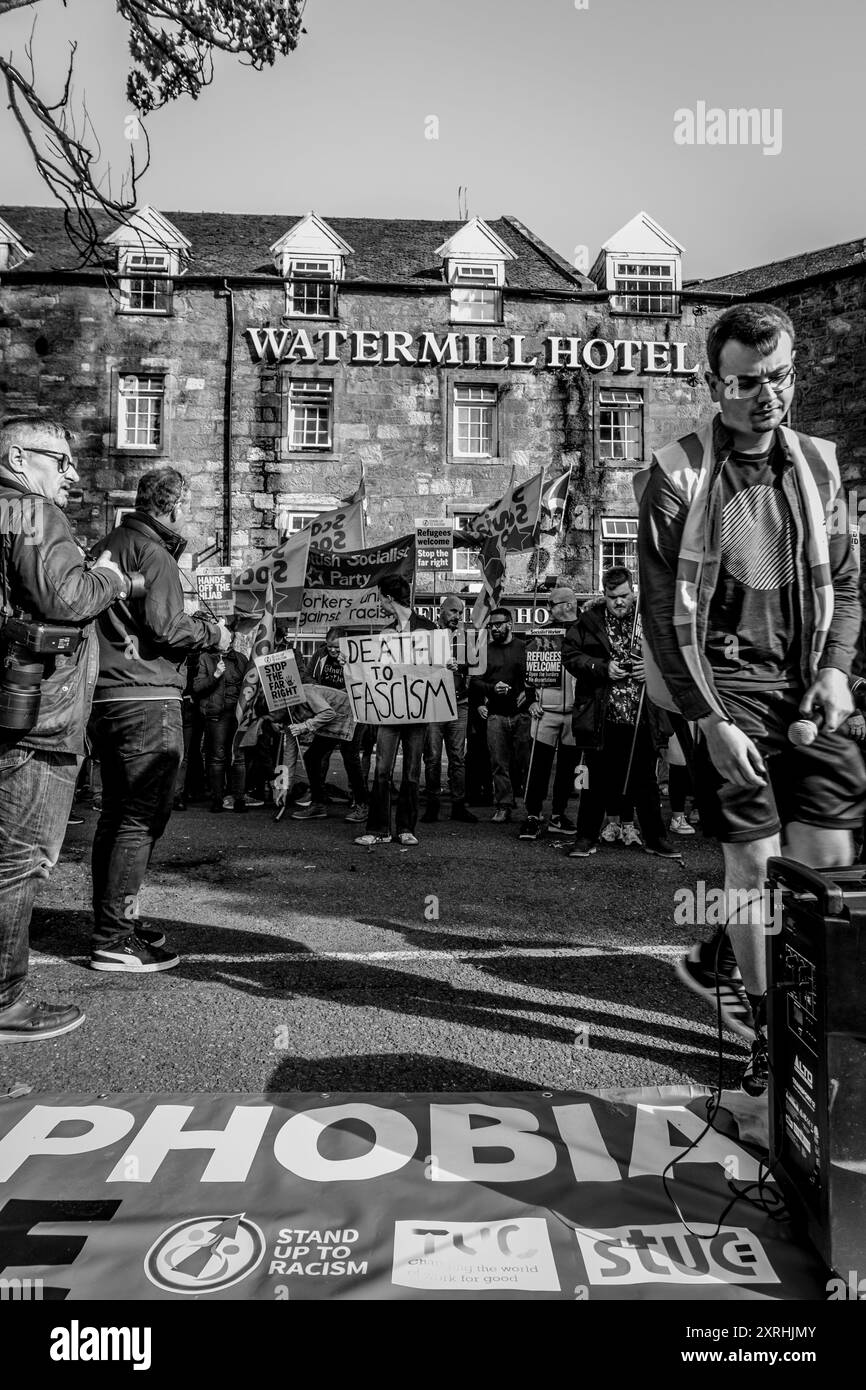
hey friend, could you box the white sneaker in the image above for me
[600,820,621,843]
[354,834,392,846]
[621,822,643,848]
[222,795,234,809]
[669,813,696,836]
[398,832,419,846]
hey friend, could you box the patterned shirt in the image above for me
[605,607,642,723]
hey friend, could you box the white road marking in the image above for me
[31,944,684,966]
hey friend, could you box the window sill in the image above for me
[113,445,167,456]
[282,314,340,323]
[607,309,682,319]
[115,309,175,318]
[278,450,342,462]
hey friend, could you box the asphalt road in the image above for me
[0,795,746,1096]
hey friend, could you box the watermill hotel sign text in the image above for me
[246,327,699,375]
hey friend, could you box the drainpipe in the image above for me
[217,281,235,564]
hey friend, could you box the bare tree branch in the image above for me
[1,0,306,263]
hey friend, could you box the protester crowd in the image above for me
[2,303,866,1108]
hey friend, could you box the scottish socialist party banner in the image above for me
[339,631,457,724]
[0,1089,826,1300]
[294,534,416,633]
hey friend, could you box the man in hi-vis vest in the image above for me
[637,303,865,1097]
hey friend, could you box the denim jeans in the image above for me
[486,713,532,808]
[0,748,80,1008]
[366,724,426,835]
[89,699,184,946]
[305,732,367,805]
[424,704,468,799]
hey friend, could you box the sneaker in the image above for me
[209,800,225,814]
[131,922,167,949]
[644,836,682,859]
[669,813,696,836]
[66,813,85,827]
[621,822,643,848]
[244,796,265,808]
[0,998,85,1042]
[491,808,512,823]
[292,804,327,820]
[519,816,542,840]
[233,799,248,813]
[344,804,369,823]
[451,801,478,823]
[90,936,180,973]
[421,800,440,823]
[600,820,622,843]
[675,944,754,1040]
[295,795,313,809]
[222,795,235,809]
[354,834,392,846]
[569,837,597,857]
[398,832,419,846]
[741,1032,769,1097]
[549,814,576,836]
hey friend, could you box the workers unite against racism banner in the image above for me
[0,1090,827,1300]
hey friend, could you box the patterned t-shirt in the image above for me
[605,607,642,723]
[706,441,801,689]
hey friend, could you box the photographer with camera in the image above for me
[88,468,231,973]
[0,415,132,1041]
[562,566,679,860]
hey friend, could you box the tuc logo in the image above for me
[575,1223,779,1286]
[144,1213,266,1295]
[392,1218,560,1292]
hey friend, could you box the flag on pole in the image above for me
[234,574,276,745]
[343,461,367,547]
[232,525,312,617]
[464,471,545,628]
[539,460,575,536]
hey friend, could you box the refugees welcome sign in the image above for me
[339,632,457,724]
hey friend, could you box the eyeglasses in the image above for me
[489,621,509,629]
[721,364,796,400]
[26,446,75,474]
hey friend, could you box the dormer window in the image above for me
[0,217,32,272]
[286,258,338,318]
[610,261,677,316]
[119,249,174,314]
[450,262,502,324]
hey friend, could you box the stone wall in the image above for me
[0,274,720,592]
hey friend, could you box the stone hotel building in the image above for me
[0,204,863,623]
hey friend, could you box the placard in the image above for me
[195,566,234,616]
[253,650,305,714]
[415,518,454,575]
[339,632,456,724]
[526,627,566,688]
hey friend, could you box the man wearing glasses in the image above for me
[637,303,865,1096]
[0,415,129,1040]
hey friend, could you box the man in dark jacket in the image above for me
[0,415,128,1040]
[88,468,230,972]
[562,567,679,860]
[470,607,535,823]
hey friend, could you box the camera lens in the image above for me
[0,645,43,732]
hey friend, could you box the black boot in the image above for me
[451,800,478,823]
[421,795,440,824]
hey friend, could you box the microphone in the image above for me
[788,708,824,747]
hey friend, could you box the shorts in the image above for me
[694,687,866,844]
[531,709,575,749]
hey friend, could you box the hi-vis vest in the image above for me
[633,421,839,717]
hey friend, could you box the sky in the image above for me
[2,0,865,281]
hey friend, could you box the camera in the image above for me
[0,570,146,733]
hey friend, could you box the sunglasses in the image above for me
[27,446,75,474]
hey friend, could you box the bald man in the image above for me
[422,594,478,823]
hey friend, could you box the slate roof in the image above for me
[0,207,593,293]
[687,235,866,295]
